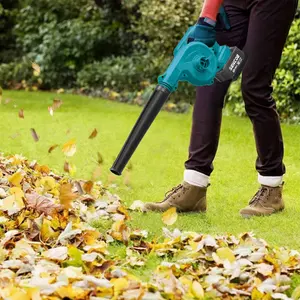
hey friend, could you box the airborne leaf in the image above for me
[53,98,63,110]
[30,128,39,142]
[48,144,59,153]
[18,109,24,119]
[62,139,76,157]
[32,62,41,76]
[162,207,178,226]
[89,128,98,139]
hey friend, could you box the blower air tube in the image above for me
[110,85,171,176]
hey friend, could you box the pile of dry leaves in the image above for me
[0,154,300,300]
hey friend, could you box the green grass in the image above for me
[1,90,300,251]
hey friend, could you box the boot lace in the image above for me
[249,186,270,207]
[164,184,184,200]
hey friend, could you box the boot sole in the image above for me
[240,208,284,219]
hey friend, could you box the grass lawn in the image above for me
[1,90,300,252]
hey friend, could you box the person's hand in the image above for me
[188,19,216,47]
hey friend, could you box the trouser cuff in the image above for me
[258,174,283,187]
[184,169,210,188]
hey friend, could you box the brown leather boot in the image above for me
[240,185,284,218]
[144,181,207,213]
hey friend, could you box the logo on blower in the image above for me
[229,54,243,74]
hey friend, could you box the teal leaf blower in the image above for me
[110,26,246,175]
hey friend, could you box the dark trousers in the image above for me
[185,0,298,177]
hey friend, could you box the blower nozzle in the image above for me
[110,85,171,176]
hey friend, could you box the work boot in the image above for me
[144,181,207,213]
[240,184,284,218]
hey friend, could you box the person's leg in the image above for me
[145,1,250,212]
[240,0,298,217]
[184,1,249,187]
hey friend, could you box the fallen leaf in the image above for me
[43,247,68,261]
[18,109,24,119]
[162,207,178,226]
[192,281,204,299]
[216,247,236,263]
[89,128,98,139]
[59,183,78,209]
[129,200,145,212]
[30,128,39,142]
[48,144,59,153]
[62,139,76,157]
[8,172,23,187]
[256,263,274,276]
[25,192,62,216]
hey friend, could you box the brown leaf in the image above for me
[64,161,70,173]
[98,260,114,273]
[25,192,62,216]
[48,144,59,153]
[53,98,63,110]
[97,152,104,165]
[89,128,98,139]
[83,181,94,194]
[18,109,24,119]
[30,128,39,142]
[59,183,78,209]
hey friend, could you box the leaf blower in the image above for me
[110,19,246,176]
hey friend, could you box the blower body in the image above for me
[111,26,246,176]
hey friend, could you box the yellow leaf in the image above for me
[1,190,25,215]
[192,281,204,299]
[10,187,24,198]
[40,218,60,242]
[162,207,178,226]
[62,139,77,157]
[56,286,87,299]
[57,88,65,94]
[111,278,129,296]
[24,288,41,300]
[216,247,236,263]
[251,288,264,300]
[8,171,23,187]
[32,62,41,76]
[6,287,31,300]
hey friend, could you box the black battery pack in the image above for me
[215,47,247,82]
